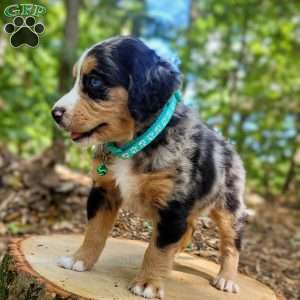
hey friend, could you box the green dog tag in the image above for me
[96,163,108,176]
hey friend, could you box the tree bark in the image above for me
[0,239,75,300]
[52,0,81,163]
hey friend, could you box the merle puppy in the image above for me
[52,36,246,299]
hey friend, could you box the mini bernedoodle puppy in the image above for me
[52,36,247,299]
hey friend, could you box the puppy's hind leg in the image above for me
[210,207,246,293]
[57,182,121,272]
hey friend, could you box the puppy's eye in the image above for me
[87,75,102,89]
[83,74,107,100]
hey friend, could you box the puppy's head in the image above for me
[52,37,181,146]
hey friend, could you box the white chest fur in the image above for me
[111,159,141,213]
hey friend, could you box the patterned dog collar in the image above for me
[96,90,182,176]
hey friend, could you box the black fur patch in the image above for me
[234,213,247,250]
[222,144,233,172]
[225,191,240,213]
[87,44,130,89]
[88,37,181,122]
[222,142,241,213]
[82,72,109,101]
[157,200,189,248]
[118,38,181,122]
[190,133,216,200]
[234,230,243,251]
[87,186,111,220]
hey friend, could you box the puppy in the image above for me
[52,36,246,299]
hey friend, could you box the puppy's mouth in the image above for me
[70,123,108,141]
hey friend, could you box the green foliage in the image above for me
[176,0,300,196]
[0,0,299,197]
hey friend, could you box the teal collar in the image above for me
[96,90,182,176]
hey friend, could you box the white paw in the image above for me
[212,276,240,293]
[72,260,86,271]
[57,256,87,272]
[129,283,164,299]
[57,256,74,269]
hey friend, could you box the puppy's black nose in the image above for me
[52,107,65,124]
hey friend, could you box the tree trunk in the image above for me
[52,0,81,163]
[0,235,278,300]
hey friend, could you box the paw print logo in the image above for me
[4,16,45,48]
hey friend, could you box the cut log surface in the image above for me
[0,235,278,300]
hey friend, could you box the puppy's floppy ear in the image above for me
[128,52,181,122]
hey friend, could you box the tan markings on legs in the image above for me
[57,162,121,272]
[76,157,122,265]
[177,214,197,252]
[72,159,122,269]
[210,208,240,293]
[129,228,175,299]
[129,220,195,299]
[72,206,119,270]
[57,205,119,272]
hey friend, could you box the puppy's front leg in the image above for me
[129,204,195,299]
[129,230,175,299]
[57,180,121,271]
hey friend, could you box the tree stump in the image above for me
[0,235,278,300]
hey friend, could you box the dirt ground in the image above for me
[0,148,299,300]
